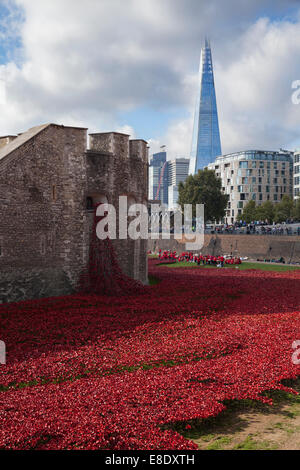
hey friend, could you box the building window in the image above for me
[274,194,278,201]
[0,238,3,257]
[239,161,248,169]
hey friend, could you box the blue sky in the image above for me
[0,1,23,65]
[1,0,300,158]
[0,3,13,63]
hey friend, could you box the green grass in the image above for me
[165,377,300,450]
[206,436,232,450]
[233,436,278,450]
[148,274,161,285]
[156,261,300,272]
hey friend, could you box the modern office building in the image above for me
[168,158,190,210]
[189,38,222,175]
[148,150,168,205]
[207,150,294,224]
[294,150,300,200]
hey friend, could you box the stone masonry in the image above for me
[148,234,300,263]
[0,124,148,303]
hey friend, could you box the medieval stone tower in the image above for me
[0,123,148,303]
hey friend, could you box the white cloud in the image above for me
[1,0,300,159]
[155,13,300,158]
[215,16,300,153]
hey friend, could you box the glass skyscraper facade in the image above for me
[148,151,168,205]
[189,39,222,175]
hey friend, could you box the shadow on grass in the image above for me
[163,377,300,449]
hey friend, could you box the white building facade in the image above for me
[207,150,293,224]
[167,158,190,210]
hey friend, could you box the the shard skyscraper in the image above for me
[189,39,222,175]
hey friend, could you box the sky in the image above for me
[1,0,300,159]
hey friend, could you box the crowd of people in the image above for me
[211,222,300,236]
[157,249,242,268]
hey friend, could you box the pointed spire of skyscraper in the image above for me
[189,38,221,175]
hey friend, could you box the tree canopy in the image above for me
[178,169,229,222]
[240,196,299,224]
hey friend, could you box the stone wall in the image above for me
[86,133,148,282]
[0,125,148,303]
[0,268,73,304]
[148,234,300,263]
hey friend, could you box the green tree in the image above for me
[255,201,275,223]
[292,199,300,221]
[239,200,257,223]
[178,169,228,222]
[274,195,294,223]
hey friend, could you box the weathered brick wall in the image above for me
[87,133,148,283]
[148,234,300,262]
[0,125,148,303]
[0,125,87,302]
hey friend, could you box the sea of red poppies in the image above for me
[1,259,300,450]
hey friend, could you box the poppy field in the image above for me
[1,259,300,450]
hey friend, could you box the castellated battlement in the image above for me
[0,123,148,303]
[89,132,148,161]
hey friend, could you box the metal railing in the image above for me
[206,226,300,236]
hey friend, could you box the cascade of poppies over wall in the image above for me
[77,205,145,296]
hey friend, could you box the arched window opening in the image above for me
[86,193,108,211]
